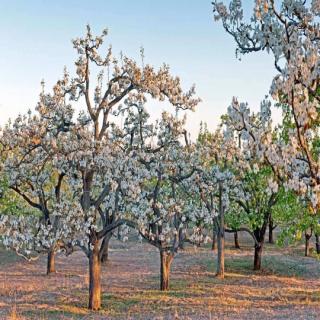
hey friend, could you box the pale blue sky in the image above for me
[0,0,278,136]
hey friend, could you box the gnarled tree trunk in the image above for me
[234,231,240,249]
[315,234,320,254]
[89,242,101,310]
[46,248,56,275]
[160,250,173,291]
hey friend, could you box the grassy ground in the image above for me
[0,233,319,320]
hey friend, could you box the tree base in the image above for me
[215,272,224,279]
[46,250,56,275]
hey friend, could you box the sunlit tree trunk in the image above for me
[82,173,102,310]
[46,248,56,275]
[88,241,101,310]
[160,250,173,291]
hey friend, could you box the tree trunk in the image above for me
[216,182,225,278]
[253,228,266,271]
[117,226,121,241]
[268,216,274,244]
[100,233,112,264]
[211,228,216,251]
[216,226,225,278]
[160,251,173,291]
[46,248,56,275]
[88,242,101,310]
[234,231,240,249]
[315,234,320,254]
[178,229,185,250]
[252,211,270,271]
[305,232,312,257]
[253,243,263,270]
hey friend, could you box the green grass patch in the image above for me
[22,308,87,320]
[226,257,253,274]
[263,256,311,277]
[103,293,140,315]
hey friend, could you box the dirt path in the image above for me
[0,233,319,319]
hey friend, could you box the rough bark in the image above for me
[305,231,312,257]
[46,248,56,275]
[100,233,112,264]
[316,234,320,254]
[88,242,101,310]
[234,231,240,249]
[160,251,173,291]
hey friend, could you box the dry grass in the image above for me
[0,233,319,319]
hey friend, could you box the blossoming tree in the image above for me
[223,97,284,270]
[190,128,240,278]
[213,0,320,254]
[35,25,200,310]
[0,111,69,274]
[124,108,200,290]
